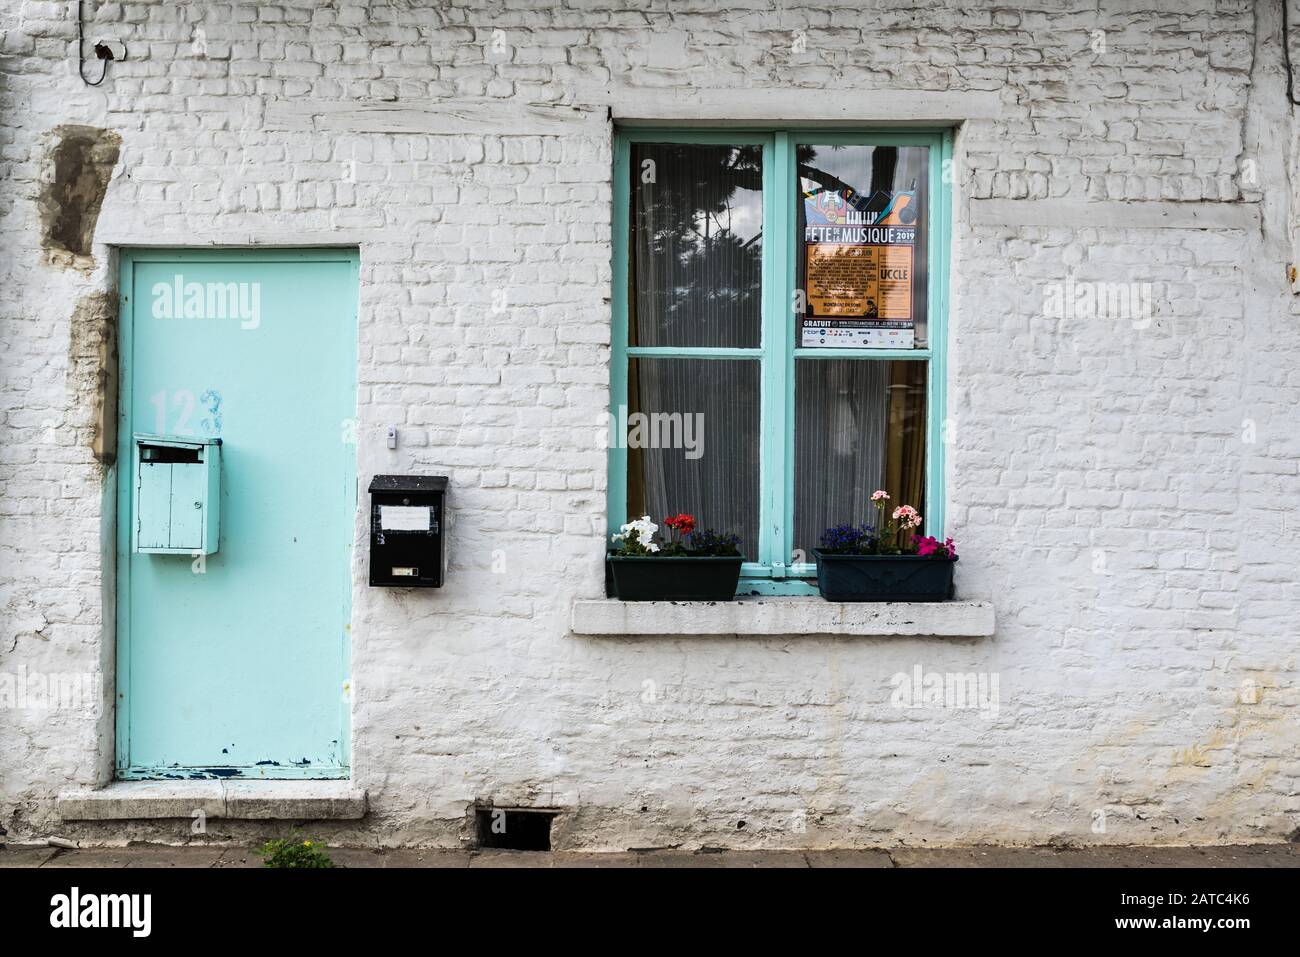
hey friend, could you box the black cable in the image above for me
[1285,0,1300,105]
[78,0,106,85]
[77,0,126,86]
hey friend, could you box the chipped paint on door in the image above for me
[116,249,357,779]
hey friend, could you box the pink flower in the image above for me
[892,505,922,529]
[916,535,958,559]
[870,490,890,502]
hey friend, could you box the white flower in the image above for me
[645,542,659,553]
[619,516,658,542]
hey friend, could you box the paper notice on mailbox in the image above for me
[380,505,431,531]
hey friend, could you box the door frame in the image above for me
[114,247,360,779]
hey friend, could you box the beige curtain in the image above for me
[885,361,927,535]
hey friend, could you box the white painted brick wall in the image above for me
[0,0,1296,848]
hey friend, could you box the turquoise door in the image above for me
[116,249,358,779]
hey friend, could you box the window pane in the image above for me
[793,360,927,559]
[629,143,763,348]
[796,145,929,349]
[625,358,759,560]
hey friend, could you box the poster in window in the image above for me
[800,186,920,349]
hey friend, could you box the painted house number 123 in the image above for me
[149,389,222,436]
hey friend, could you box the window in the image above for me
[610,130,951,595]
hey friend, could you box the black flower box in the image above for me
[811,550,956,602]
[607,555,743,602]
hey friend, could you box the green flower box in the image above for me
[607,555,743,602]
[811,550,956,602]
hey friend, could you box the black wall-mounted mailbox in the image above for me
[368,475,448,587]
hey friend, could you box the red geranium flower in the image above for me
[664,513,696,535]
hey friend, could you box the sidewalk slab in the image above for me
[38,846,226,868]
[805,850,895,868]
[468,849,556,868]
[0,846,60,867]
[213,847,264,869]
[888,845,1300,868]
[635,849,808,868]
[3,843,1297,869]
[369,849,471,868]
[553,851,641,868]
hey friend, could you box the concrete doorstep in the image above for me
[1,844,1297,869]
[55,781,367,822]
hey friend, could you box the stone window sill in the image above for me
[571,598,994,637]
[57,781,366,822]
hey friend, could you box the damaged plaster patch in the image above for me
[68,291,118,468]
[4,604,50,652]
[37,126,121,271]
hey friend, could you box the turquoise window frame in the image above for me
[609,128,952,596]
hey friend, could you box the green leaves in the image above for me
[259,836,334,869]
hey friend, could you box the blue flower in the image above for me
[818,523,877,554]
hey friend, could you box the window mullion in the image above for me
[759,132,792,574]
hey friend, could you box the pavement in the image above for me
[2,843,1297,868]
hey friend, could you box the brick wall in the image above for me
[0,0,1296,847]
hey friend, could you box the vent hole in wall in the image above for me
[474,807,556,851]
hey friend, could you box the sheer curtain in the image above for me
[794,360,927,555]
[628,359,759,559]
[631,143,762,349]
[794,360,887,555]
[626,144,763,557]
